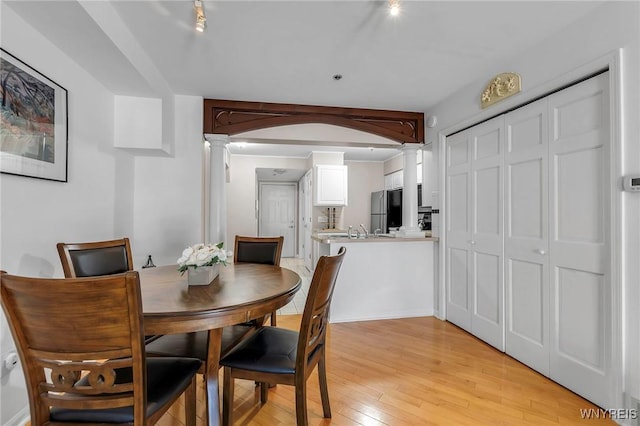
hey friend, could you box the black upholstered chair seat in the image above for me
[49,357,201,423]
[146,324,256,361]
[221,327,300,375]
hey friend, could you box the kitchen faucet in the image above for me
[359,224,369,238]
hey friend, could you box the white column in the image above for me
[203,134,229,248]
[398,143,424,237]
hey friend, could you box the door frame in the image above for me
[437,50,623,407]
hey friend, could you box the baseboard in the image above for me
[329,310,434,324]
[4,407,28,426]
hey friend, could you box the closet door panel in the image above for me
[504,99,550,375]
[470,117,504,350]
[548,72,611,408]
[446,130,472,331]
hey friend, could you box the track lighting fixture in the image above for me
[389,0,400,16]
[194,0,207,32]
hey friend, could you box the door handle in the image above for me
[536,249,546,255]
[289,226,294,228]
[468,240,476,245]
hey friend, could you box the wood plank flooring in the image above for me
[158,314,613,426]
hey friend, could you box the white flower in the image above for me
[177,242,227,274]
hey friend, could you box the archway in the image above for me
[203,99,424,144]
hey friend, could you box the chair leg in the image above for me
[260,382,269,403]
[222,367,234,426]
[295,380,308,426]
[318,356,331,418]
[270,311,277,327]
[185,376,197,426]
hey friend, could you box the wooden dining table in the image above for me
[138,263,301,426]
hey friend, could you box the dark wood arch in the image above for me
[203,99,424,144]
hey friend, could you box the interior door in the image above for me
[259,182,296,257]
[470,116,504,350]
[504,98,550,375]
[445,129,472,331]
[548,73,611,408]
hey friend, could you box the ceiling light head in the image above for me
[195,15,207,32]
[389,0,400,16]
[194,0,207,32]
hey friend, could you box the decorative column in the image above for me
[203,134,229,248]
[398,143,424,237]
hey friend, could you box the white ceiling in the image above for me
[5,0,605,161]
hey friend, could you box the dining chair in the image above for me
[57,237,133,278]
[145,235,285,371]
[220,246,346,426]
[234,235,284,326]
[56,238,159,344]
[0,270,201,426]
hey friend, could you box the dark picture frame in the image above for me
[0,48,68,182]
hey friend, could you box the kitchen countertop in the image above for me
[312,233,438,244]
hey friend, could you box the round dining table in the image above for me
[138,263,301,426]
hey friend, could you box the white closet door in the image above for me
[446,129,472,331]
[470,116,504,350]
[504,99,550,375]
[548,73,611,408]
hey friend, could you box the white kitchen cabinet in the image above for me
[313,165,348,206]
[385,169,404,189]
[386,164,424,190]
[384,173,394,190]
[392,169,403,188]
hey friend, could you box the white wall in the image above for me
[427,1,640,415]
[131,95,203,267]
[0,6,132,424]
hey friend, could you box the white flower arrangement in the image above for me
[177,242,227,275]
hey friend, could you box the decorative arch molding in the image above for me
[203,99,424,144]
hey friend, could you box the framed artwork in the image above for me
[0,48,68,182]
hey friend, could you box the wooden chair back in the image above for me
[234,236,284,266]
[233,235,285,326]
[57,238,133,278]
[0,271,147,425]
[297,247,346,377]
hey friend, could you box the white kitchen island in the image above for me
[312,235,436,323]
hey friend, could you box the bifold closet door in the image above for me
[469,117,504,350]
[504,98,550,376]
[446,129,472,331]
[548,73,611,408]
[446,116,504,351]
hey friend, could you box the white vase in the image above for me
[187,264,219,286]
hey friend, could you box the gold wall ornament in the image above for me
[481,72,521,108]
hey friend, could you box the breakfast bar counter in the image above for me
[313,235,435,323]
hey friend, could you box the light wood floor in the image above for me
[158,314,613,426]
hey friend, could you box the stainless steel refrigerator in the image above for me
[370,190,387,233]
[371,189,403,233]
